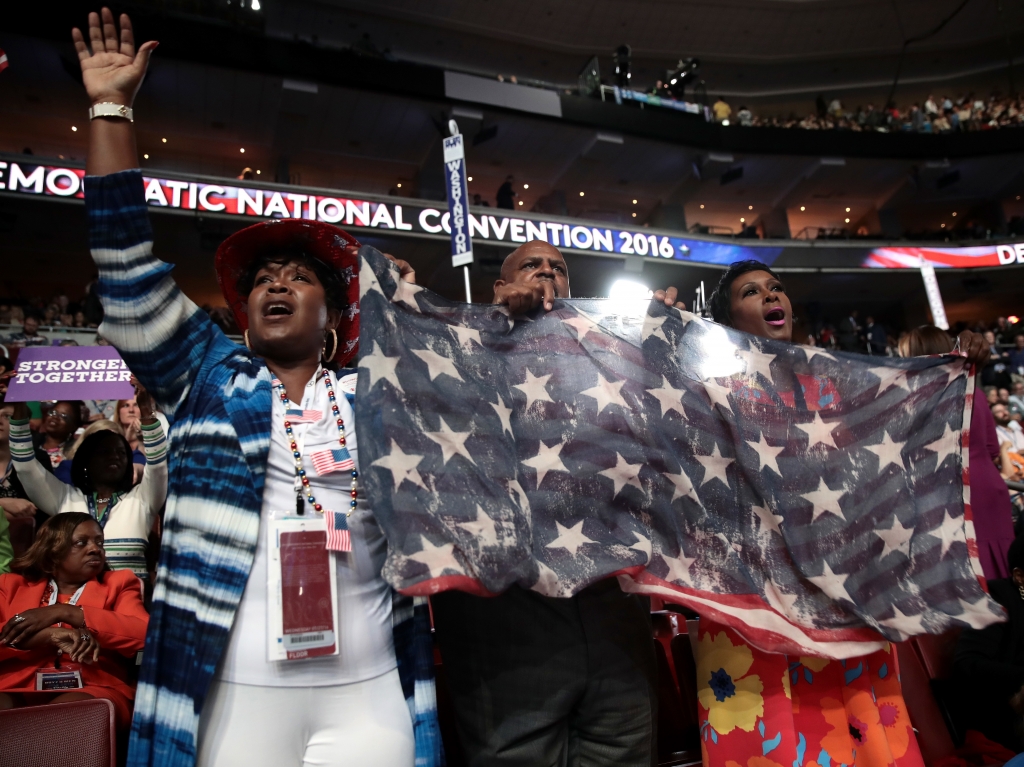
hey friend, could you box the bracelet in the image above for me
[88,102,134,122]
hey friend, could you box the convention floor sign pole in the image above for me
[444,121,474,303]
[919,258,949,330]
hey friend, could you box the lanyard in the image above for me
[46,581,86,607]
[86,492,121,529]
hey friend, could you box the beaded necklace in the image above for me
[274,368,358,517]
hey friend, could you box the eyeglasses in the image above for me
[0,413,10,422]
[46,410,72,421]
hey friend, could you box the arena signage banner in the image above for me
[5,346,136,402]
[2,157,1021,272]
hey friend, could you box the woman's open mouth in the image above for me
[764,307,786,326]
[262,301,294,318]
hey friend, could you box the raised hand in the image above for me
[652,286,687,310]
[72,8,157,107]
[131,375,156,421]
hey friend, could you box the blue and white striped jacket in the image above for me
[85,170,442,767]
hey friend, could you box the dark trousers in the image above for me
[432,580,658,767]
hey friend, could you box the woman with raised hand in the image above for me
[9,389,166,579]
[695,261,989,767]
[71,9,435,767]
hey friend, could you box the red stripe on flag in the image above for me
[0,52,9,73]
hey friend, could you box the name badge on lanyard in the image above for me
[267,512,339,662]
[36,582,87,690]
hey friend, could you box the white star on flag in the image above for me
[807,560,853,603]
[802,346,835,363]
[795,412,838,449]
[869,367,912,394]
[646,375,687,419]
[642,314,670,343]
[598,453,645,497]
[533,560,573,597]
[371,440,427,491]
[424,417,474,465]
[751,502,784,534]
[923,423,960,468]
[412,347,465,383]
[408,535,462,577]
[457,505,500,547]
[522,440,570,487]
[703,378,734,414]
[695,443,734,487]
[546,520,596,556]
[764,579,800,618]
[661,550,696,584]
[801,478,846,521]
[562,313,599,343]
[957,595,1000,627]
[362,341,403,393]
[664,468,699,503]
[875,517,915,559]
[927,509,965,558]
[864,431,907,473]
[880,604,927,637]
[490,395,514,436]
[393,278,425,311]
[736,347,776,384]
[629,532,653,559]
[581,373,627,415]
[514,370,555,410]
[449,324,482,350]
[746,432,785,476]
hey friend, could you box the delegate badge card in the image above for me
[36,669,84,691]
[267,513,339,662]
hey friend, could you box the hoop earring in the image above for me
[323,329,338,362]
[244,330,252,351]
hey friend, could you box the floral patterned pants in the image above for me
[696,621,925,767]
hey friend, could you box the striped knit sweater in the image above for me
[85,170,442,767]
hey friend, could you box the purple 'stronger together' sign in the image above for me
[5,346,137,402]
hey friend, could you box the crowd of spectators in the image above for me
[711,91,1024,133]
[0,288,242,348]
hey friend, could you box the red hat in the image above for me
[215,218,362,367]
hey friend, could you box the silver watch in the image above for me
[88,102,134,122]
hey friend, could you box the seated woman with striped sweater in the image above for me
[8,388,167,579]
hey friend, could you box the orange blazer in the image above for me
[0,569,148,699]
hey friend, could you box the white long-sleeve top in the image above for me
[11,419,168,577]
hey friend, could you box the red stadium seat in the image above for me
[894,642,956,764]
[0,698,116,767]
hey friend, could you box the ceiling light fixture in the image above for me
[632,212,637,217]
[632,199,638,204]
[240,148,245,153]
[748,205,753,210]
[845,218,850,223]
[941,223,946,228]
[580,192,585,197]
[143,154,149,159]
[845,207,851,212]
[518,201,523,205]
[468,176,473,181]
[800,206,806,211]
[523,183,529,189]
[396,183,402,188]
[162,138,167,143]
[71,126,77,132]
[952,212,957,216]
[700,204,705,209]
[256,170,261,174]
[740,217,745,223]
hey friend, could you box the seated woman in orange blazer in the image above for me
[0,512,148,728]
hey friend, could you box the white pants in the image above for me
[196,669,415,767]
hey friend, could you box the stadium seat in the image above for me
[8,515,35,559]
[894,642,956,764]
[0,698,116,767]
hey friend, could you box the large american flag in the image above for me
[354,248,1004,658]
